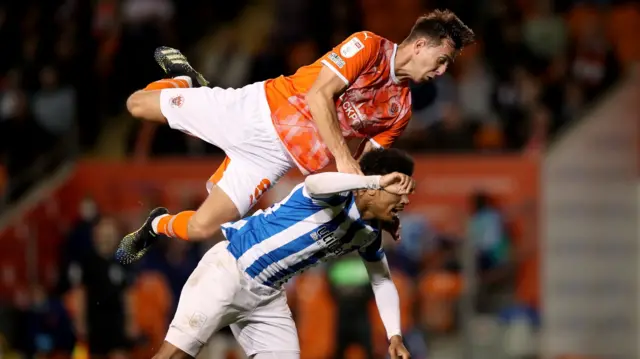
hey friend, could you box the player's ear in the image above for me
[365,189,379,197]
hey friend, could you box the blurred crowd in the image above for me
[1,0,637,203]
[0,0,638,358]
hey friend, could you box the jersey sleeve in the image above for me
[370,110,411,148]
[301,183,351,207]
[359,231,385,262]
[320,31,381,85]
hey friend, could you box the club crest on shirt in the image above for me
[170,94,184,108]
[340,37,364,58]
[389,101,399,116]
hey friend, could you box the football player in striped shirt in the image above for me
[145,148,415,359]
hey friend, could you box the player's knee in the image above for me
[127,90,163,122]
[187,210,241,240]
[187,216,221,239]
[126,91,145,118]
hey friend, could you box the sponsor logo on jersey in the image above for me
[340,37,364,58]
[341,98,365,131]
[328,52,345,68]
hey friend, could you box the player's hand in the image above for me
[336,156,363,175]
[388,335,411,359]
[382,216,402,241]
[380,172,415,195]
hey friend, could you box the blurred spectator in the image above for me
[68,217,136,359]
[560,79,586,126]
[467,192,513,313]
[485,16,541,79]
[386,213,435,278]
[398,77,450,149]
[524,104,551,153]
[57,197,100,295]
[0,69,51,202]
[31,66,75,140]
[457,56,496,122]
[522,1,568,61]
[569,20,619,100]
[423,102,476,152]
[20,285,76,357]
[493,66,542,150]
[328,254,374,358]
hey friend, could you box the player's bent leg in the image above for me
[117,170,235,262]
[153,341,192,359]
[127,90,166,123]
[153,156,281,242]
[127,76,193,123]
[188,185,241,239]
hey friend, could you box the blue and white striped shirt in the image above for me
[222,183,384,288]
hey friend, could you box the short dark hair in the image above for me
[359,148,414,177]
[405,9,475,50]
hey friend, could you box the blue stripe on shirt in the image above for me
[245,209,349,278]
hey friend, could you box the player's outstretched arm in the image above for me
[362,255,411,358]
[304,172,381,197]
[304,171,414,197]
[306,67,361,174]
[363,255,402,338]
[307,32,380,175]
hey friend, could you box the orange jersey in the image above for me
[264,31,412,174]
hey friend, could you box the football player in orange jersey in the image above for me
[117,10,474,264]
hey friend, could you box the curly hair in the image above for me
[359,148,414,177]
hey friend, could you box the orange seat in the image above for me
[566,4,602,40]
[475,122,505,150]
[418,272,463,333]
[606,5,640,68]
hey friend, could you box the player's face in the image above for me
[410,37,456,83]
[371,190,410,222]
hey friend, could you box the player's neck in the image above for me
[355,197,375,220]
[393,43,413,82]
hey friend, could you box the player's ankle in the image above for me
[173,75,193,88]
[152,214,169,234]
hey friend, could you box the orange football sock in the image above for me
[155,211,195,240]
[144,76,192,91]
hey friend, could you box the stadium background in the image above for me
[0,0,637,358]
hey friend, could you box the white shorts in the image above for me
[166,241,300,358]
[159,82,295,215]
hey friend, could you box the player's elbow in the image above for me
[304,175,322,196]
[305,88,331,111]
